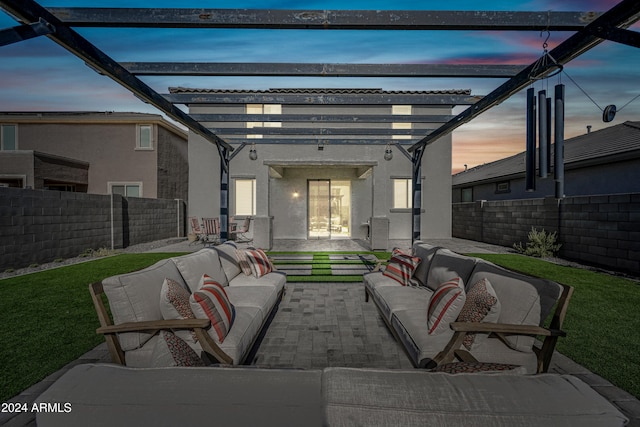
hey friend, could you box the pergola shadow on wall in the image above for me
[2,0,640,241]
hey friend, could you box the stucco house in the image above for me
[176,87,467,249]
[452,121,640,202]
[0,111,189,200]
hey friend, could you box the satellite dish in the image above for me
[603,104,617,122]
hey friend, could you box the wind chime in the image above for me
[525,30,564,198]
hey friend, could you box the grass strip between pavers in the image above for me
[269,251,387,283]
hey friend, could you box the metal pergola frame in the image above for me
[2,0,640,242]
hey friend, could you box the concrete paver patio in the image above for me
[1,237,638,426]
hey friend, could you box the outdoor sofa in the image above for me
[364,242,573,373]
[90,241,285,367]
[35,363,628,426]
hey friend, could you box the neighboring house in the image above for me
[177,87,465,248]
[0,112,189,200]
[452,121,640,202]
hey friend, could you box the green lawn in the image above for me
[470,253,640,399]
[1,251,638,402]
[0,253,185,402]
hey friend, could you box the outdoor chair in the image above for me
[201,217,221,246]
[230,216,252,242]
[188,216,206,245]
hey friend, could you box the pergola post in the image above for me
[411,146,424,243]
[220,147,230,242]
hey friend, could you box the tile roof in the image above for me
[168,87,472,95]
[452,121,640,186]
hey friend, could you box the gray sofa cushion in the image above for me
[467,260,562,352]
[214,241,243,281]
[102,258,187,351]
[173,249,228,291]
[322,368,628,427]
[229,271,286,294]
[36,364,324,427]
[373,286,432,322]
[411,242,440,287]
[225,285,280,324]
[426,249,477,291]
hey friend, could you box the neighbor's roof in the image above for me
[168,87,472,95]
[453,121,640,186]
[0,111,188,138]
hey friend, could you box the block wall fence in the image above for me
[452,193,640,276]
[0,187,186,271]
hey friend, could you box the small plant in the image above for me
[79,247,116,258]
[28,263,39,268]
[513,227,562,258]
[4,268,14,273]
[54,258,64,263]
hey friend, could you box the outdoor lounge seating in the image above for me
[230,216,252,242]
[90,241,286,367]
[364,242,573,373]
[35,364,628,426]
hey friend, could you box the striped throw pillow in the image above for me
[190,275,236,343]
[235,247,254,276]
[244,248,273,278]
[427,277,466,335]
[382,248,421,286]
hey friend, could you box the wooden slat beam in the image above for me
[228,138,417,145]
[192,113,455,123]
[408,0,640,152]
[0,18,53,46]
[46,8,600,31]
[121,62,525,78]
[165,92,481,106]
[208,127,433,136]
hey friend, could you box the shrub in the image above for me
[513,227,562,258]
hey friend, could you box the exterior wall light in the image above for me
[292,191,299,198]
[249,142,258,160]
[384,143,393,161]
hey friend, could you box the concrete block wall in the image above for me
[0,187,185,271]
[560,194,640,274]
[452,193,639,275]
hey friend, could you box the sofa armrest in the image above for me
[97,318,211,334]
[450,321,567,337]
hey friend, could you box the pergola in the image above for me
[2,0,640,240]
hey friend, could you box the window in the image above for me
[110,183,142,197]
[235,179,256,215]
[392,105,412,140]
[1,124,17,150]
[246,104,281,139]
[461,187,473,202]
[393,179,412,209]
[137,124,153,149]
[496,181,510,194]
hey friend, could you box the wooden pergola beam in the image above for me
[165,92,481,106]
[46,8,600,31]
[122,62,525,78]
[192,113,456,123]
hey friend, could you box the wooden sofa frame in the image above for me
[89,281,283,366]
[365,277,574,374]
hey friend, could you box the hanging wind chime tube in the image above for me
[538,90,549,178]
[526,87,537,192]
[546,96,552,175]
[554,84,565,199]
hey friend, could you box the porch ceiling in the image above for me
[1,1,640,153]
[264,160,377,179]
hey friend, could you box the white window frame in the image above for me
[392,178,412,209]
[108,182,143,198]
[136,124,154,150]
[234,178,256,216]
[1,124,18,150]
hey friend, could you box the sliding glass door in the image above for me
[307,180,351,239]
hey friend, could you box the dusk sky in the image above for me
[1,0,639,174]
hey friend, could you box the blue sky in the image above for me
[1,0,638,173]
